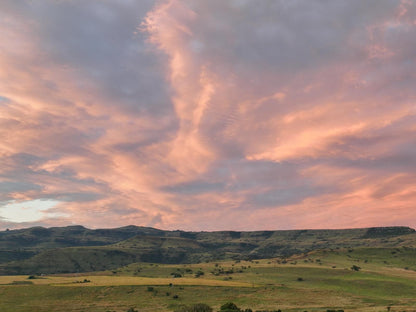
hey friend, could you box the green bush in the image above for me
[175,303,213,312]
[171,272,182,278]
[219,302,241,312]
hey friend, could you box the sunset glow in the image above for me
[1,0,415,230]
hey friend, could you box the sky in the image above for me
[0,0,415,231]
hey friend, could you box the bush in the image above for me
[171,272,182,278]
[350,265,361,271]
[175,303,213,312]
[219,302,241,312]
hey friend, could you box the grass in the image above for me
[0,275,252,287]
[1,247,416,311]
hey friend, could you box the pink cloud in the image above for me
[0,0,415,231]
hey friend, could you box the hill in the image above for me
[0,225,415,275]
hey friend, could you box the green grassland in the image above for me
[1,247,415,312]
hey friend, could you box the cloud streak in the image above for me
[0,0,415,230]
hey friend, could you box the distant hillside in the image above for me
[0,225,163,264]
[0,225,414,275]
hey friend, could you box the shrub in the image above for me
[219,302,241,312]
[175,303,213,312]
[171,272,182,278]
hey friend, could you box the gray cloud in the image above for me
[162,180,224,195]
[0,0,173,116]
[1,0,415,230]
[188,0,397,75]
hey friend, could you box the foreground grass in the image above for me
[1,248,416,312]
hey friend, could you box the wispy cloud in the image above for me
[0,0,415,230]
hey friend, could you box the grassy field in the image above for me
[1,247,415,312]
[0,275,251,287]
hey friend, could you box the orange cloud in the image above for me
[1,0,416,231]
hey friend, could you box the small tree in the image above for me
[219,302,241,312]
